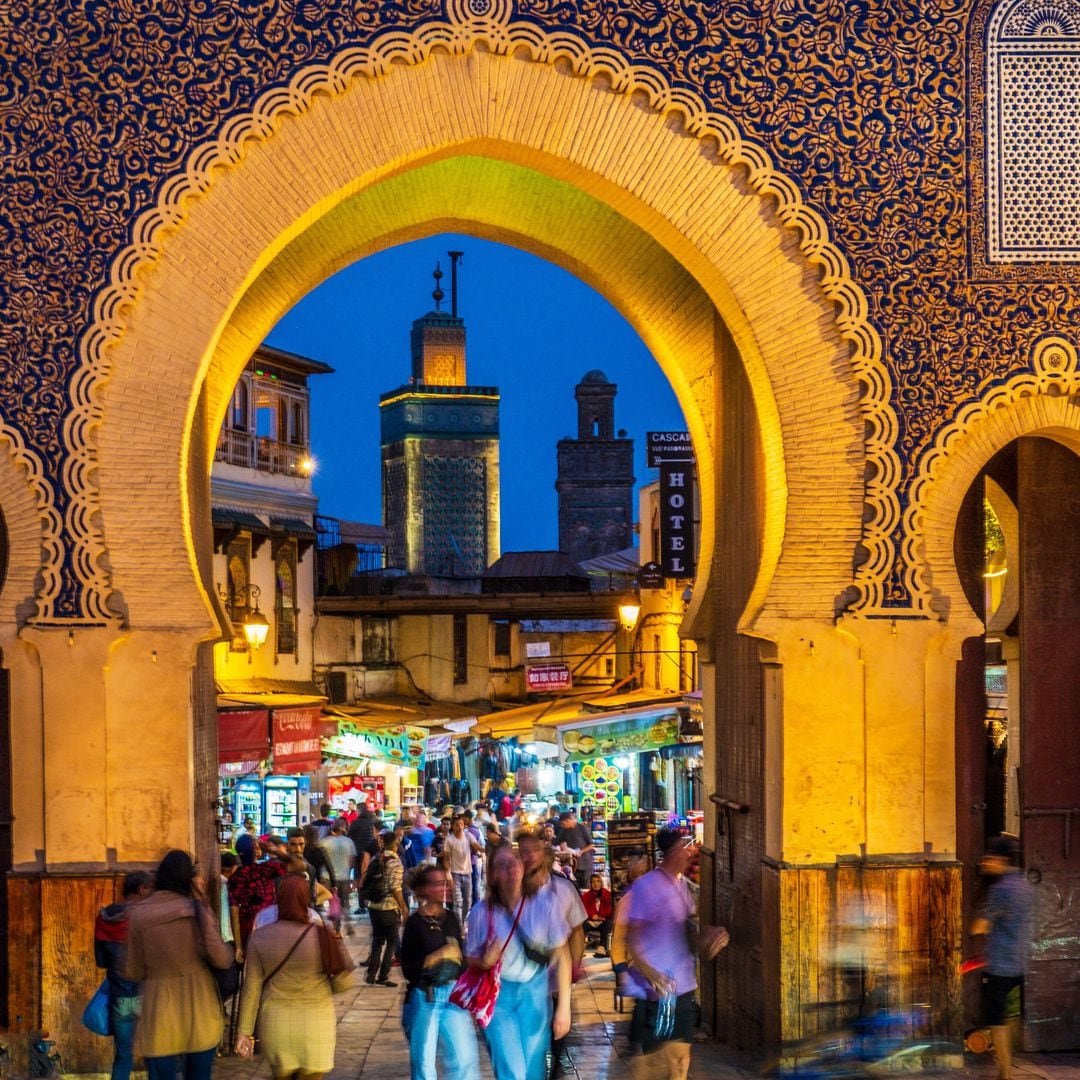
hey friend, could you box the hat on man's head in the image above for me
[986,834,1020,863]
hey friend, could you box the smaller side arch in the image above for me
[914,336,1080,620]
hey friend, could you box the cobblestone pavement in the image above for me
[215,914,1080,1079]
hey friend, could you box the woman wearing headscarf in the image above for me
[228,833,285,961]
[235,875,341,1080]
[124,850,234,1080]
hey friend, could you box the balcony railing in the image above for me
[215,429,310,477]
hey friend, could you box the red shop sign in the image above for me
[271,706,322,774]
[526,663,572,692]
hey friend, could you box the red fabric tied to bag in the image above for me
[449,896,525,1029]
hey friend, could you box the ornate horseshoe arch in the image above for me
[66,0,897,631]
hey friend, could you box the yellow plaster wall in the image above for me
[4,638,45,868]
[772,617,969,864]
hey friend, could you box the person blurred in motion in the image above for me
[517,828,586,1079]
[581,874,613,959]
[971,834,1034,1080]
[95,871,152,1080]
[556,809,595,889]
[400,864,479,1080]
[124,851,233,1080]
[366,830,408,987]
[318,818,354,933]
[235,875,339,1080]
[348,801,379,887]
[442,814,481,925]
[228,833,285,961]
[462,809,485,910]
[621,830,729,1080]
[466,843,572,1080]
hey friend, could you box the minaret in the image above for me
[380,255,501,576]
[555,370,635,562]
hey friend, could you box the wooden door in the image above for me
[1018,437,1080,1051]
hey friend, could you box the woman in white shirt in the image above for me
[465,845,571,1080]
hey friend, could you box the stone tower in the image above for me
[380,257,501,576]
[556,370,636,563]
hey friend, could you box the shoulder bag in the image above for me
[449,896,525,1029]
[192,899,241,1003]
[316,918,356,994]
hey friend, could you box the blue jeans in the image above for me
[402,984,480,1080]
[483,967,551,1080]
[145,1046,216,1080]
[109,996,140,1080]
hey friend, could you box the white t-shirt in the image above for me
[466,895,570,983]
[443,832,473,875]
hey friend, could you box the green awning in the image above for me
[271,517,317,538]
[212,508,269,531]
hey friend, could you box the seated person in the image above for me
[581,873,614,957]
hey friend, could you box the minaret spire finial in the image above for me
[432,262,444,311]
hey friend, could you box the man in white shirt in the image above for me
[442,814,481,923]
[519,827,587,1079]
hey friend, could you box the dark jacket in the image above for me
[95,901,139,998]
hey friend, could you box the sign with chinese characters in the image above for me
[526,662,572,691]
[659,463,696,578]
[526,641,551,658]
[560,710,679,762]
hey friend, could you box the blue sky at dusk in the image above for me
[266,234,687,552]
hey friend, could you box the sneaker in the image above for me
[376,978,398,988]
[593,948,608,958]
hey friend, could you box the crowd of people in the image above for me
[90,798,732,1080]
[88,813,1041,1080]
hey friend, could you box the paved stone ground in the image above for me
[215,914,1080,1079]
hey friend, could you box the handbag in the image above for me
[81,979,111,1036]
[192,900,241,1003]
[449,896,525,1029]
[316,918,356,994]
[327,892,343,921]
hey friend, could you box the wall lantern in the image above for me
[617,601,642,632]
[219,582,270,661]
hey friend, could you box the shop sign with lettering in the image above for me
[646,431,695,468]
[526,663,572,691]
[659,463,696,578]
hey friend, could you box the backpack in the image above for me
[359,855,388,904]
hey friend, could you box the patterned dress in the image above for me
[228,861,285,945]
[237,920,336,1074]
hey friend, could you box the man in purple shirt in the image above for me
[621,828,729,1079]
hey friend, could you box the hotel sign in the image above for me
[659,463,696,578]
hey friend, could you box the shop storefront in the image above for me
[217,698,323,839]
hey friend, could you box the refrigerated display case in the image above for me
[232,778,264,835]
[263,775,311,832]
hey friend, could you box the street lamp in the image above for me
[617,600,641,632]
[219,582,270,660]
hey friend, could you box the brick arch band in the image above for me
[915,336,1080,624]
[71,6,897,632]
